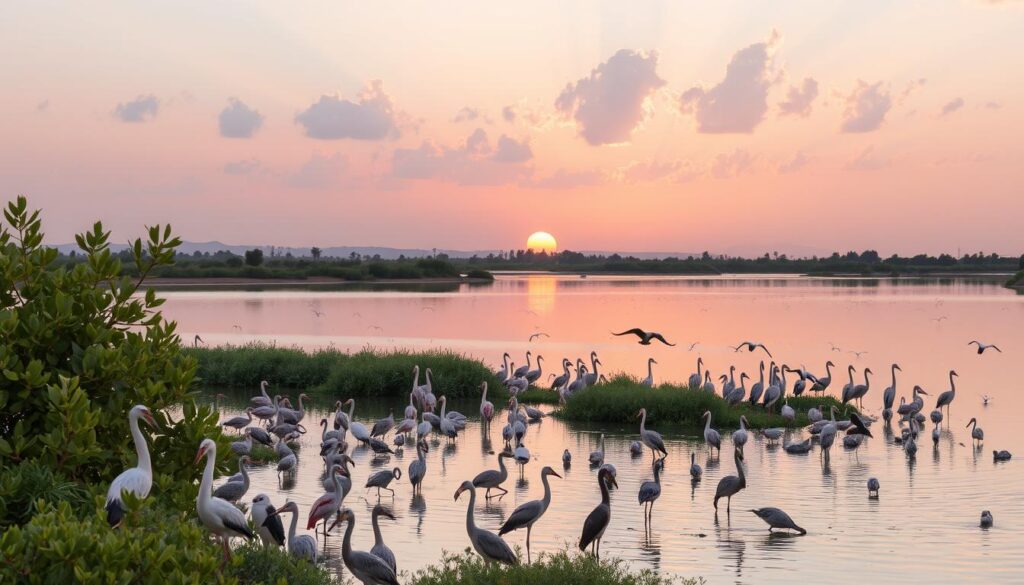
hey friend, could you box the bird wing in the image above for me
[212,498,253,539]
[638,481,659,503]
[261,505,286,545]
[848,413,873,438]
[715,476,739,499]
[651,333,675,346]
[612,328,646,338]
[351,551,400,585]
[477,529,518,564]
[757,344,773,357]
[500,500,543,534]
[644,430,668,454]
[472,470,499,487]
[579,505,609,549]
[107,468,152,502]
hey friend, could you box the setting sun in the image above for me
[526,231,557,254]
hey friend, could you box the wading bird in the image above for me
[641,358,657,387]
[867,478,880,497]
[981,511,994,528]
[473,451,514,499]
[222,408,253,432]
[499,466,561,563]
[968,341,1002,354]
[267,501,317,562]
[589,434,606,466]
[967,418,984,445]
[366,468,403,497]
[370,505,397,574]
[250,494,285,549]
[714,447,747,514]
[251,380,273,408]
[750,507,806,535]
[335,509,400,585]
[579,466,618,558]
[612,328,676,346]
[638,458,664,529]
[408,441,428,494]
[212,456,251,503]
[479,382,494,423]
[455,482,518,566]
[690,452,703,480]
[637,408,668,462]
[935,370,958,416]
[702,411,722,457]
[105,405,156,527]
[195,439,254,563]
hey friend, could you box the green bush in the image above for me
[557,374,850,428]
[465,268,494,281]
[0,460,91,528]
[185,343,338,388]
[409,550,700,585]
[228,543,338,585]
[0,196,226,485]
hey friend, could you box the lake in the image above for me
[165,274,1023,583]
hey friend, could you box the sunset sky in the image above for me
[2,1,1023,256]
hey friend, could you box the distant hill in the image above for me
[54,240,699,260]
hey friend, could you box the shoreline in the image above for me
[141,275,491,288]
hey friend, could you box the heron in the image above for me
[195,439,254,563]
[212,456,251,503]
[366,467,403,497]
[370,505,397,574]
[221,408,253,432]
[640,358,657,387]
[968,341,1002,354]
[579,466,618,558]
[637,408,668,462]
[967,418,984,445]
[702,411,722,457]
[867,478,880,497]
[250,493,285,548]
[250,380,273,408]
[455,482,518,565]
[479,382,494,423]
[335,509,400,585]
[266,500,317,562]
[499,466,561,563]
[589,433,606,466]
[934,370,958,416]
[734,340,772,357]
[104,405,156,527]
[750,507,806,535]
[690,452,703,480]
[638,458,665,529]
[473,451,514,498]
[732,416,750,450]
[713,447,747,513]
[612,328,676,346]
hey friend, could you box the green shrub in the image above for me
[465,268,494,281]
[0,460,91,528]
[557,375,850,428]
[0,196,226,485]
[228,543,338,585]
[409,550,700,585]
[185,343,338,388]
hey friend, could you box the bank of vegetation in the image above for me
[1008,270,1024,288]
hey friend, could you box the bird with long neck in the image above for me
[637,408,668,462]
[455,482,518,565]
[498,466,561,563]
[579,466,618,558]
[336,509,400,585]
[105,405,156,527]
[195,438,254,563]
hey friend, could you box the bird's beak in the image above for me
[141,410,156,428]
[918,389,929,395]
[610,476,619,489]
[551,471,562,479]
[193,446,206,464]
[454,486,465,501]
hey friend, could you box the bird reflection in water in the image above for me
[638,528,662,572]
[409,494,426,535]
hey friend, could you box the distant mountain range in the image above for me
[54,240,700,260]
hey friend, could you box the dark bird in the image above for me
[734,341,772,357]
[750,507,806,535]
[579,466,618,558]
[529,332,550,342]
[846,412,873,438]
[193,334,204,347]
[968,341,1002,354]
[612,328,675,346]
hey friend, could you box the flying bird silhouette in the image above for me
[968,341,1001,354]
[529,332,550,342]
[687,342,700,352]
[734,341,772,357]
[612,328,675,346]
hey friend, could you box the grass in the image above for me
[557,374,851,429]
[188,343,505,399]
[409,550,701,585]
[1008,270,1023,288]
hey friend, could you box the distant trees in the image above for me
[311,246,321,260]
[244,248,263,266]
[1019,255,1024,270]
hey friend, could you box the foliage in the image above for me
[0,500,228,585]
[0,460,91,528]
[409,550,699,585]
[1008,270,1023,288]
[0,195,226,485]
[557,375,851,428]
[244,248,264,266]
[189,343,506,399]
[465,268,494,281]
[228,543,338,585]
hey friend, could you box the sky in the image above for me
[2,1,1023,256]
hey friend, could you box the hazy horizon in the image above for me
[4,1,1024,256]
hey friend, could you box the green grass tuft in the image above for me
[409,549,701,585]
[557,374,851,428]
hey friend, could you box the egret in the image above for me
[104,405,156,527]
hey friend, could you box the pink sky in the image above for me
[2,1,1023,256]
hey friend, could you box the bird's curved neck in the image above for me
[331,468,343,495]
[591,355,599,372]
[647,360,654,377]
[639,411,647,433]
[439,398,447,418]
[948,372,956,393]
[347,401,355,422]
[287,508,299,541]
[481,385,488,402]
[129,412,151,477]
[198,450,215,509]
[240,460,249,487]
[341,516,355,562]
[599,474,611,505]
[825,362,833,376]
[703,415,711,432]
[736,453,746,485]
[864,370,871,385]
[653,464,662,484]
[891,366,898,386]
[541,473,553,509]
[464,489,477,531]
[371,510,384,546]
[497,455,507,478]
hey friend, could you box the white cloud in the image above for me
[711,149,756,179]
[295,81,400,140]
[680,34,778,133]
[287,153,349,188]
[555,49,665,145]
[224,158,263,176]
[453,107,483,123]
[114,94,159,123]
[391,129,532,186]
[845,146,889,171]
[840,81,892,133]
[939,97,964,117]
[777,151,809,174]
[778,78,818,117]
[219,98,264,138]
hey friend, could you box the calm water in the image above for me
[166,275,1024,584]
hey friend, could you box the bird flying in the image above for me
[734,341,772,357]
[612,328,676,346]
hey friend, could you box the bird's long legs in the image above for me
[526,525,532,563]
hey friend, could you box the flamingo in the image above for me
[935,370,958,416]
[967,418,984,445]
[810,361,834,393]
[308,464,345,538]
[713,447,747,513]
[513,351,532,378]
[370,505,397,574]
[455,482,518,565]
[335,509,400,585]
[479,382,494,423]
[702,411,722,456]
[250,380,273,408]
[882,364,901,421]
[637,408,668,462]
[637,458,664,529]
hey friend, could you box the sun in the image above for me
[526,231,557,254]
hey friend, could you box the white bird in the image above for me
[589,434,606,466]
[640,358,657,387]
[195,438,254,562]
[250,493,285,548]
[688,357,704,388]
[250,380,273,408]
[781,399,795,422]
[105,405,156,527]
[637,408,668,462]
[702,410,722,456]
[268,500,317,563]
[479,382,494,423]
[732,415,749,450]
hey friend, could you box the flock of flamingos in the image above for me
[102,332,1010,584]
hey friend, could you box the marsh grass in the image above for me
[557,374,851,429]
[409,549,701,585]
[189,343,504,399]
